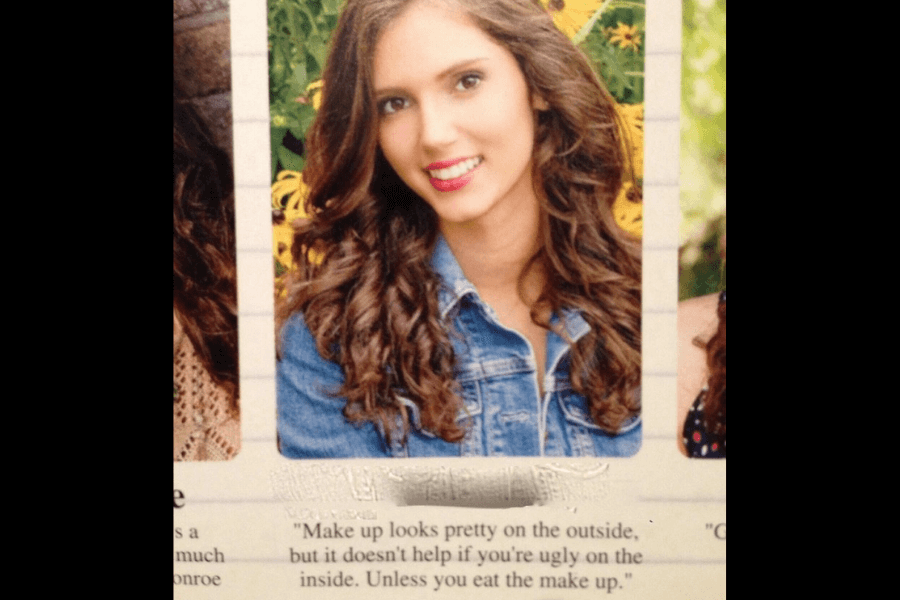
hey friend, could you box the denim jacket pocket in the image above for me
[395,381,484,457]
[555,385,642,457]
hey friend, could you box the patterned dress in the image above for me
[682,291,725,458]
[682,388,725,458]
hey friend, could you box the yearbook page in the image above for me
[173,0,726,597]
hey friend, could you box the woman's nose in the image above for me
[418,100,457,150]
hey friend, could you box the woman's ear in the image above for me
[532,94,550,111]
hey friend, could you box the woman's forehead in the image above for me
[372,1,506,90]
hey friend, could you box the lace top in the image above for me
[174,315,240,461]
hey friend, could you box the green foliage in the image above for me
[678,215,725,300]
[274,256,287,278]
[268,0,344,180]
[680,0,725,300]
[580,1,645,104]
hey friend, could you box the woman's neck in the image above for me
[439,203,542,299]
[439,203,550,377]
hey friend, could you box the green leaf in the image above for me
[296,103,317,135]
[322,0,342,15]
[307,36,328,73]
[271,125,288,143]
[271,126,289,180]
[289,59,308,97]
[277,145,304,172]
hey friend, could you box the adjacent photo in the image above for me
[677,0,725,458]
[174,3,241,461]
[269,0,645,458]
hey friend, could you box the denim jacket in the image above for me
[277,236,640,458]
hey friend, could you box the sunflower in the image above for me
[606,22,641,52]
[540,0,605,40]
[611,102,644,238]
[271,170,310,271]
[615,102,643,179]
[612,182,642,238]
[306,80,323,111]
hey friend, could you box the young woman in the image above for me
[276,0,641,458]
[677,290,726,458]
[174,97,240,461]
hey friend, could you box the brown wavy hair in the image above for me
[174,96,240,410]
[701,294,725,443]
[277,0,641,445]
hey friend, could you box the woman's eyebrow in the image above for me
[435,57,488,79]
[374,57,489,97]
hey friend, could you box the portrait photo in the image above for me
[269,0,646,458]
[174,1,241,461]
[677,0,725,458]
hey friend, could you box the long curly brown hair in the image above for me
[277,0,641,445]
[174,97,240,410]
[701,294,725,443]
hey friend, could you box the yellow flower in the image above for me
[615,102,643,180]
[271,170,311,270]
[606,22,641,51]
[540,0,605,40]
[612,182,643,238]
[271,170,308,212]
[611,102,644,238]
[302,80,323,111]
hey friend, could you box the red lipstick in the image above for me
[425,156,482,192]
[425,157,468,170]
[430,173,473,192]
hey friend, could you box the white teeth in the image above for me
[428,156,482,180]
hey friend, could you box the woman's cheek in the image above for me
[380,119,415,167]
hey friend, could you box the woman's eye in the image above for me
[379,97,408,115]
[456,74,481,91]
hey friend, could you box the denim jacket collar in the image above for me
[430,234,590,344]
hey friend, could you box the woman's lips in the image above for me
[426,157,469,170]
[426,156,483,192]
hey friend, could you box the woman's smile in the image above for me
[426,156,483,191]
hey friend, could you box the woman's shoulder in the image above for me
[278,311,344,375]
[277,312,388,458]
[279,311,314,348]
[676,293,720,455]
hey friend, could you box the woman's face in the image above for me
[373,0,543,230]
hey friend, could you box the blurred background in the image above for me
[174,0,234,162]
[679,0,725,300]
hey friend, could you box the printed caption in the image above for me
[290,518,642,592]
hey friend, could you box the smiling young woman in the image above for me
[276,0,642,458]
